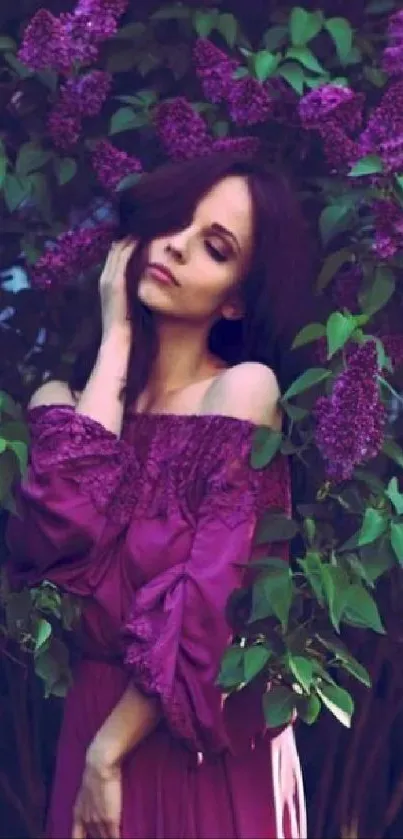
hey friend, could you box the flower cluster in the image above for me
[48,70,111,149]
[155,96,259,161]
[382,334,403,370]
[299,84,363,170]
[315,341,386,482]
[92,140,143,191]
[372,199,403,260]
[193,39,273,126]
[19,0,128,73]
[155,97,213,160]
[358,80,403,175]
[31,223,115,290]
[383,10,403,77]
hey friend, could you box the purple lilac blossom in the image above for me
[383,10,403,77]
[155,98,213,160]
[18,9,73,73]
[372,199,403,259]
[60,71,112,117]
[358,80,403,175]
[48,106,82,150]
[315,341,386,482]
[299,84,363,170]
[227,76,273,126]
[31,223,115,290]
[193,39,239,104]
[92,140,143,191]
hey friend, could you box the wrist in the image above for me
[86,737,121,775]
[101,324,131,351]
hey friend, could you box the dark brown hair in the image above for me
[69,151,313,406]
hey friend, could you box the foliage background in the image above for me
[0,0,403,837]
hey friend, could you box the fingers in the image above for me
[100,239,136,288]
[72,817,86,839]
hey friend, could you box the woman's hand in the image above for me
[72,753,122,839]
[100,239,137,341]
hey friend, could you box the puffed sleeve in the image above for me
[123,432,291,755]
[6,405,137,593]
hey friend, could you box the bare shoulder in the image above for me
[205,362,282,428]
[28,380,76,410]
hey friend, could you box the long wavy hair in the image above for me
[69,151,313,409]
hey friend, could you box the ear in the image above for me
[221,297,244,321]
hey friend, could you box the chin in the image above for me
[137,276,176,313]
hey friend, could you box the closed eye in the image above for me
[205,240,229,263]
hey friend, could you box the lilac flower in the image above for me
[299,84,364,132]
[358,80,403,175]
[48,106,82,150]
[92,140,142,191]
[193,39,239,104]
[18,9,73,73]
[60,71,112,117]
[155,97,213,160]
[315,341,386,482]
[383,10,403,77]
[228,76,273,126]
[212,136,260,156]
[372,199,403,260]
[299,84,364,171]
[31,223,115,290]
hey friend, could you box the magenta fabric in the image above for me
[7,406,306,839]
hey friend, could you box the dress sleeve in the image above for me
[123,432,291,755]
[6,405,137,593]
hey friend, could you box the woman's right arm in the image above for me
[7,242,137,592]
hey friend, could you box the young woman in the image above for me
[7,152,309,839]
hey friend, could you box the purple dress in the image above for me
[7,405,306,839]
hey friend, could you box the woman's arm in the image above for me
[86,684,160,771]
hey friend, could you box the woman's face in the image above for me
[137,175,254,323]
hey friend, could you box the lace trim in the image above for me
[27,406,290,528]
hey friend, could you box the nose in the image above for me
[164,227,191,264]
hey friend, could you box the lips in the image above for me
[146,262,178,286]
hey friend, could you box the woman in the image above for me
[7,152,309,839]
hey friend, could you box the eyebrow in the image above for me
[210,222,241,255]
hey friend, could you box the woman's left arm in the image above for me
[72,685,160,839]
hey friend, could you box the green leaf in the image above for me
[319,203,353,246]
[27,172,51,223]
[3,173,31,212]
[54,157,77,186]
[115,172,142,192]
[386,478,403,516]
[109,107,144,135]
[359,508,387,547]
[283,367,330,401]
[349,154,384,177]
[4,52,32,78]
[390,522,403,564]
[263,685,295,727]
[213,120,229,138]
[35,618,52,652]
[321,565,349,631]
[278,62,305,95]
[263,26,288,51]
[344,584,385,633]
[0,392,21,419]
[359,266,395,317]
[0,147,7,188]
[193,10,216,37]
[292,322,326,349]
[317,248,353,292]
[383,439,403,469]
[317,633,371,686]
[0,36,17,51]
[217,13,237,47]
[0,449,19,501]
[151,4,191,20]
[218,645,244,688]
[282,402,310,422]
[366,0,396,14]
[316,682,354,727]
[107,46,138,74]
[260,565,294,630]
[297,693,321,724]
[250,576,274,622]
[325,18,353,64]
[254,50,280,81]
[286,46,326,74]
[289,7,323,46]
[254,513,299,545]
[7,440,27,474]
[326,311,357,358]
[288,655,313,692]
[251,428,282,469]
[298,551,325,604]
[244,646,271,682]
